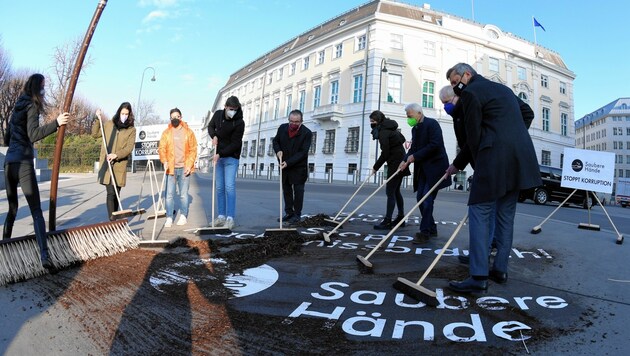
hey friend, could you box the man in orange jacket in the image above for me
[158,108,198,227]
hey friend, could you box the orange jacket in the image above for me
[158,120,198,175]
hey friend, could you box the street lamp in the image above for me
[378,58,388,110]
[136,66,156,117]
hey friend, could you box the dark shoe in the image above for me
[288,215,302,224]
[413,232,431,244]
[448,277,488,293]
[458,255,470,264]
[489,269,508,284]
[374,218,392,230]
[41,259,58,274]
[278,213,294,222]
[430,230,438,237]
[391,215,406,227]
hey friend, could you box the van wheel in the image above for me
[582,195,593,209]
[533,188,548,205]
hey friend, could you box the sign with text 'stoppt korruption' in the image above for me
[561,148,614,194]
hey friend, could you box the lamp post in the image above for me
[136,66,156,118]
[374,58,388,182]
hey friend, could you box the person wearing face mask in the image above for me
[398,103,451,243]
[207,96,245,230]
[3,73,70,270]
[158,108,198,228]
[444,63,540,293]
[272,109,312,225]
[92,102,137,221]
[369,110,410,230]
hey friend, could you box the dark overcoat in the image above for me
[458,74,541,204]
[405,116,452,192]
[272,123,312,185]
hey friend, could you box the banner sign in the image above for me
[561,148,614,194]
[133,124,165,161]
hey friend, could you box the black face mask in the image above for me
[370,123,378,129]
[453,81,466,96]
[171,119,181,128]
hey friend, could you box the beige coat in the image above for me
[92,119,136,187]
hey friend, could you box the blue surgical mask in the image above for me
[444,102,456,116]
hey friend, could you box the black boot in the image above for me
[374,217,392,230]
[391,215,406,227]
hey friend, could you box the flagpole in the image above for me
[532,16,538,55]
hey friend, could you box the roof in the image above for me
[575,98,630,128]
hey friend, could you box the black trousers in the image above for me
[282,181,305,216]
[385,173,404,219]
[3,162,49,262]
[105,183,122,220]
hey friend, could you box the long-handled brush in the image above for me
[321,170,402,244]
[323,170,374,227]
[265,156,297,237]
[589,193,624,245]
[145,163,167,220]
[96,113,145,219]
[530,189,578,234]
[357,174,448,273]
[197,158,231,235]
[392,212,468,306]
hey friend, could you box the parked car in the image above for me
[518,165,596,209]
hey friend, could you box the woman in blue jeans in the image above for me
[207,96,245,229]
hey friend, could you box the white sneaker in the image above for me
[213,215,226,226]
[176,215,187,226]
[225,217,235,230]
[164,218,173,228]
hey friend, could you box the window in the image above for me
[303,56,310,70]
[267,137,275,156]
[298,90,306,112]
[560,154,564,168]
[614,141,618,149]
[309,132,317,155]
[249,140,256,157]
[241,141,248,158]
[489,57,499,72]
[422,81,435,108]
[542,107,550,131]
[517,66,527,81]
[313,85,321,108]
[560,82,566,94]
[290,62,296,76]
[285,94,292,117]
[541,150,551,166]
[626,155,630,164]
[325,163,333,174]
[263,101,269,122]
[561,113,568,136]
[345,127,360,153]
[620,169,624,178]
[318,50,325,64]
[518,92,528,102]
[308,163,314,173]
[391,34,403,49]
[330,80,339,104]
[258,139,265,157]
[334,43,343,59]
[353,75,363,103]
[323,129,335,154]
[254,104,260,123]
[387,74,402,103]
[273,97,280,119]
[267,72,273,85]
[277,67,283,80]
[541,74,548,88]
[348,163,357,175]
[627,128,630,135]
[357,34,366,50]
[423,40,435,56]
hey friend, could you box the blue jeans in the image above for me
[468,190,519,277]
[215,157,239,217]
[416,179,438,235]
[165,168,190,219]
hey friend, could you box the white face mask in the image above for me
[226,109,237,119]
[40,89,45,96]
[120,114,128,123]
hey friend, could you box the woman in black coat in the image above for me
[3,73,69,270]
[370,110,410,230]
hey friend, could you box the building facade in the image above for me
[575,98,630,196]
[204,0,575,183]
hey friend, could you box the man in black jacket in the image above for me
[272,110,312,224]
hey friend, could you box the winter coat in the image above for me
[5,94,59,164]
[458,74,541,204]
[405,116,452,192]
[272,123,312,185]
[372,118,410,178]
[158,120,198,175]
[207,109,245,159]
[92,118,136,187]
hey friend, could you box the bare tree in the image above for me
[135,99,164,126]
[0,39,12,145]
[48,37,92,116]
[0,72,29,146]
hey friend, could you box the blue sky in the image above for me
[0,0,627,124]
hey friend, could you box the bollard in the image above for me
[327,169,333,183]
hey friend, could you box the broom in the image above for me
[392,212,468,306]
[357,174,448,273]
[265,155,297,237]
[323,170,374,227]
[0,0,140,285]
[530,189,578,234]
[144,162,167,220]
[321,170,402,244]
[197,157,231,235]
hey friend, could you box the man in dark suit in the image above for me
[273,109,312,224]
[445,63,541,293]
[399,103,451,243]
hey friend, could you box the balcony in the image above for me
[312,104,344,122]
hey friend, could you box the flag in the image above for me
[533,17,546,31]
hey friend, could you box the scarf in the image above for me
[288,124,300,138]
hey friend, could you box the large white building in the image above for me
[575,98,630,194]
[203,0,575,183]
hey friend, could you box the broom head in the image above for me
[393,277,438,307]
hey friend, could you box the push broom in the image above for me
[265,155,298,237]
[357,173,448,273]
[393,212,468,307]
[321,170,402,244]
[0,0,139,285]
[323,170,374,227]
[197,156,231,235]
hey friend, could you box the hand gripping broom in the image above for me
[265,154,298,237]
[0,0,139,286]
